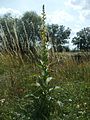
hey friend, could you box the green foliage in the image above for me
[18,11,42,46]
[47,24,71,52]
[0,12,71,54]
[0,11,42,58]
[0,5,90,120]
[22,5,59,120]
[0,52,90,120]
[0,13,15,51]
[72,27,90,51]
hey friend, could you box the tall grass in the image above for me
[0,5,90,120]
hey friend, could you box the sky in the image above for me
[0,0,90,49]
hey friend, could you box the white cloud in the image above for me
[65,0,83,10]
[72,25,82,33]
[65,0,90,22]
[83,0,90,10]
[67,0,90,10]
[79,9,90,22]
[47,10,74,24]
[0,7,21,17]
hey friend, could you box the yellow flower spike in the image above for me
[41,4,47,45]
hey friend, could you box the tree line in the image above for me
[0,11,90,53]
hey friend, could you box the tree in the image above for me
[19,11,42,44]
[47,24,71,52]
[0,12,42,56]
[0,13,16,51]
[72,27,90,51]
[16,11,42,54]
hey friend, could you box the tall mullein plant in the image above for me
[31,5,54,120]
[39,5,50,88]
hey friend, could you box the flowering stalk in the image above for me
[31,5,53,120]
[39,5,50,86]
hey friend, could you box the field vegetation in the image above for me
[0,5,90,120]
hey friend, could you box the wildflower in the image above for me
[69,99,72,102]
[84,102,87,105]
[49,88,53,91]
[0,98,5,103]
[46,77,52,84]
[76,104,80,108]
[57,100,63,107]
[36,82,40,87]
[55,86,60,89]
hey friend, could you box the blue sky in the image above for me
[0,0,90,48]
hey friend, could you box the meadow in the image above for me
[0,6,90,120]
[0,51,90,120]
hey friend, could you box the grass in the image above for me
[0,52,90,120]
[0,6,90,119]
